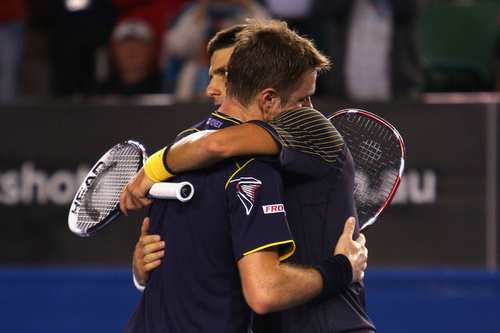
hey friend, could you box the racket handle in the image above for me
[149,182,194,202]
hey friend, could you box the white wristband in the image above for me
[133,272,146,292]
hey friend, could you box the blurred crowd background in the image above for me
[2,0,499,105]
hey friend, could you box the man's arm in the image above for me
[166,123,280,173]
[131,216,367,295]
[238,249,323,314]
[120,123,280,214]
[238,217,367,314]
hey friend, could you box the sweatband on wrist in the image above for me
[162,144,177,176]
[144,147,176,182]
[314,254,352,298]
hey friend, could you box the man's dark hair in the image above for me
[207,24,248,56]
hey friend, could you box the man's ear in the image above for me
[258,88,278,113]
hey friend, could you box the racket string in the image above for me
[76,146,141,231]
[331,113,403,227]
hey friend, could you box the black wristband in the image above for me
[314,254,353,298]
[162,144,177,176]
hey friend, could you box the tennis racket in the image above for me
[328,109,405,231]
[68,140,194,237]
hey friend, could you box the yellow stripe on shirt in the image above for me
[243,239,296,261]
[224,158,255,190]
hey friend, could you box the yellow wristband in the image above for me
[144,148,175,182]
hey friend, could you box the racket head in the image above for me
[328,109,406,231]
[68,140,146,237]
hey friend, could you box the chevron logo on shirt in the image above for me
[229,177,262,215]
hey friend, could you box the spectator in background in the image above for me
[314,0,422,102]
[0,0,27,103]
[92,19,162,95]
[261,0,329,96]
[47,0,115,97]
[162,0,270,102]
[262,0,315,36]
[111,0,188,68]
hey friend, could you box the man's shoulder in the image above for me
[227,156,281,181]
[174,112,241,141]
[270,107,345,164]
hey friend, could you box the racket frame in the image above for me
[328,108,406,230]
[68,140,146,237]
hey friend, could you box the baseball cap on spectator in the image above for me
[111,19,154,43]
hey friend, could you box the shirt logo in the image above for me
[262,204,285,214]
[206,117,224,128]
[229,177,262,215]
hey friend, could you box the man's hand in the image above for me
[132,218,165,288]
[120,168,155,215]
[334,217,368,283]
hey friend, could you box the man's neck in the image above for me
[218,98,264,122]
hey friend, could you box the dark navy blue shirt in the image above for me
[251,107,375,333]
[124,112,295,333]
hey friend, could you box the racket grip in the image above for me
[149,182,194,202]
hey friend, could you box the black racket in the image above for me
[328,109,406,231]
[68,140,194,237]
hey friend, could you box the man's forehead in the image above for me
[210,47,234,70]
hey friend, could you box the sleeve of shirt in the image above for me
[226,158,295,262]
[247,107,345,178]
